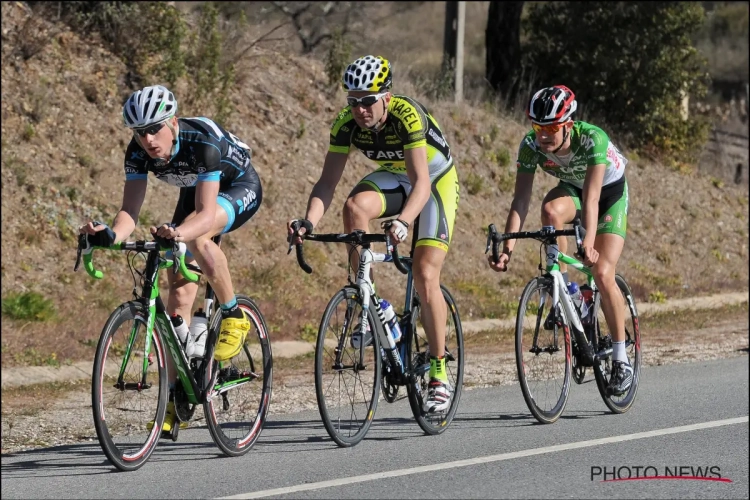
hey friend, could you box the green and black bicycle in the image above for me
[76,234,272,471]
[486,219,641,424]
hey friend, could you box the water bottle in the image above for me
[171,314,189,345]
[566,281,586,318]
[186,310,208,358]
[580,285,594,324]
[379,299,402,343]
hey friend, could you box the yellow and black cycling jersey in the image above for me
[328,95,454,177]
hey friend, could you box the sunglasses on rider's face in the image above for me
[532,122,568,135]
[347,92,387,108]
[134,122,166,137]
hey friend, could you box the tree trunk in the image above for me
[486,2,524,103]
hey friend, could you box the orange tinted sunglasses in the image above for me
[532,122,567,134]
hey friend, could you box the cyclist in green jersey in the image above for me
[487,85,633,395]
[287,55,460,413]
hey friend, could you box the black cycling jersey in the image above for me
[124,117,254,187]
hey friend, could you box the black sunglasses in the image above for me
[347,93,386,108]
[133,122,166,137]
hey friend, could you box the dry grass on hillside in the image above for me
[1,2,748,368]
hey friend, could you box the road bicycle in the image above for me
[485,219,641,424]
[289,221,464,447]
[75,234,272,471]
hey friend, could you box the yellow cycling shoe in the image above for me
[147,401,188,432]
[214,311,250,361]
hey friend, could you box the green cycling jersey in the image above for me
[516,121,627,189]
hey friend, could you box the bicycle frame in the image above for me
[350,243,416,379]
[544,244,596,337]
[78,241,213,406]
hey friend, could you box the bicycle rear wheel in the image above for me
[315,286,381,447]
[515,276,572,424]
[406,285,464,435]
[203,295,273,457]
[592,274,641,413]
[91,301,167,472]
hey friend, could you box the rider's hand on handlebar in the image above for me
[488,251,510,272]
[581,236,598,267]
[387,219,409,244]
[151,223,180,248]
[78,220,116,248]
[287,218,313,246]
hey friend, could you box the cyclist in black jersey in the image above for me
[79,85,262,432]
[287,56,460,414]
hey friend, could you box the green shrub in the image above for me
[325,28,352,87]
[523,2,711,164]
[2,292,57,322]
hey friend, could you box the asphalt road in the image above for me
[2,356,748,499]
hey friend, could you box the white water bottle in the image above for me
[186,310,208,358]
[380,299,402,343]
[171,314,189,345]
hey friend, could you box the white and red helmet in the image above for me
[527,85,577,125]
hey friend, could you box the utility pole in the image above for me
[455,1,465,103]
[443,1,465,103]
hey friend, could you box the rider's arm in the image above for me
[501,172,535,254]
[400,146,431,226]
[305,151,348,227]
[111,179,148,244]
[175,180,220,242]
[581,164,605,243]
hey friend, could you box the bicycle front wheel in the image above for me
[204,295,273,457]
[515,276,572,424]
[315,286,381,447]
[406,285,464,435]
[91,301,167,472]
[592,274,641,413]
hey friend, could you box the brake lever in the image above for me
[485,224,497,254]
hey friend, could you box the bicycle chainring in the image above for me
[173,382,196,422]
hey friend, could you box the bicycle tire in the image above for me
[592,274,641,413]
[91,301,167,472]
[515,276,572,424]
[406,285,464,435]
[315,286,382,447]
[203,295,273,457]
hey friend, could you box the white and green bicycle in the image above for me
[486,219,641,424]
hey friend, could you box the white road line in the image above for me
[217,416,748,499]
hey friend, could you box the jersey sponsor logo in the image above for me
[390,101,420,132]
[581,135,596,151]
[340,125,350,132]
[428,128,447,148]
[226,144,248,164]
[544,160,558,168]
[235,189,258,214]
[556,164,588,176]
[131,151,145,160]
[155,172,198,187]
[363,150,404,160]
[125,166,139,174]
[173,161,189,168]
[604,214,613,222]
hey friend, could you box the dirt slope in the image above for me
[1,2,748,367]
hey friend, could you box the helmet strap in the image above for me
[166,119,178,157]
[367,97,388,133]
[551,125,569,154]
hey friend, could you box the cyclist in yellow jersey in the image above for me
[287,55,460,413]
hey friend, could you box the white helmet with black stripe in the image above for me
[122,85,178,129]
